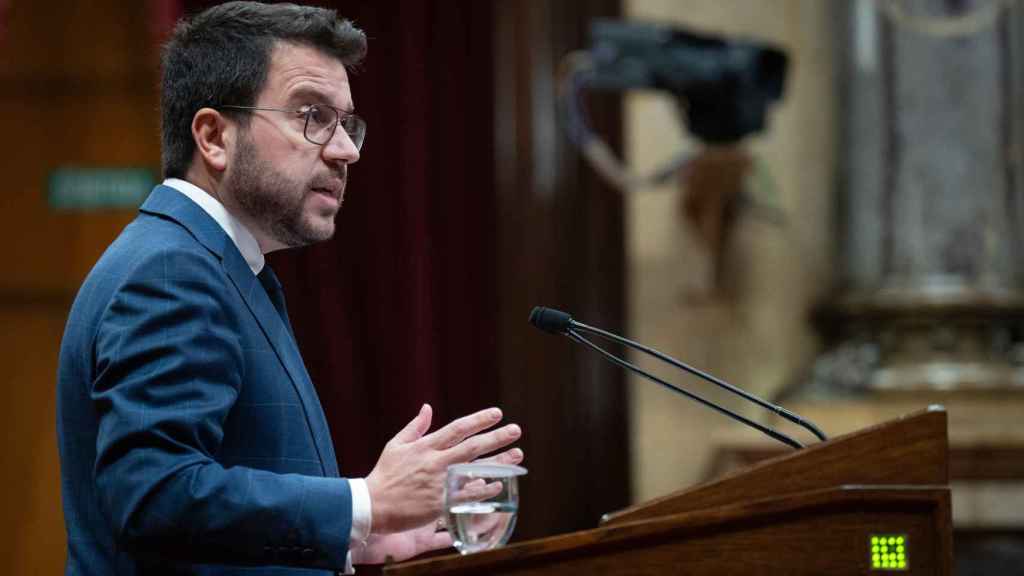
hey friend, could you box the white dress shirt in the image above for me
[163,178,372,571]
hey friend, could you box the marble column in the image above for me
[808,0,1024,393]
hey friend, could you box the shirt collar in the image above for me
[162,178,265,275]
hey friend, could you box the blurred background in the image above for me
[3,0,1024,574]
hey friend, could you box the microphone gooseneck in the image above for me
[568,329,804,449]
[529,306,827,450]
[571,318,828,443]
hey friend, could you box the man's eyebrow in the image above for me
[288,87,355,113]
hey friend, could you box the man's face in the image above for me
[224,42,360,249]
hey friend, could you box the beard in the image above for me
[226,132,346,248]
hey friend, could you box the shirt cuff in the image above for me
[349,477,373,543]
[343,478,373,574]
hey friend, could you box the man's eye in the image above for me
[304,105,331,126]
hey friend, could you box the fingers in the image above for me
[447,423,521,463]
[392,404,433,444]
[448,479,503,506]
[424,531,454,552]
[475,447,524,466]
[420,407,502,450]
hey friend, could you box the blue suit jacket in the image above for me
[57,185,352,575]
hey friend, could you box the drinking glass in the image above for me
[444,462,527,554]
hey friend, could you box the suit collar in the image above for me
[161,178,266,275]
[140,185,231,260]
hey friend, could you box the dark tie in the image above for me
[257,265,295,336]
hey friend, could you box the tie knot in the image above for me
[258,266,290,329]
[258,266,282,295]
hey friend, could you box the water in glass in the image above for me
[444,463,527,554]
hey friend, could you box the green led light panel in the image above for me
[870,534,908,571]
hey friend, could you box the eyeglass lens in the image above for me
[304,105,365,150]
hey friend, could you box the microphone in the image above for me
[529,306,572,334]
[528,306,827,449]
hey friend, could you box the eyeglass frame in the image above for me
[217,103,366,150]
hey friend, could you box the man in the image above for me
[56,2,523,574]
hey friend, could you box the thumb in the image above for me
[393,403,432,444]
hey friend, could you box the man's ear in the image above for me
[192,108,232,173]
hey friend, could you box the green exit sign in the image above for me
[48,167,155,211]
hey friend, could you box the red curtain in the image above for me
[267,0,498,477]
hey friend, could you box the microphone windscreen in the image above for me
[528,306,573,334]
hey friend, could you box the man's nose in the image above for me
[322,126,360,165]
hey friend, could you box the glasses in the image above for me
[219,104,366,150]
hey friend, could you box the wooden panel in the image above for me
[0,1,161,574]
[386,487,952,576]
[603,407,949,525]
[712,444,1024,482]
[0,1,157,296]
[1,307,68,575]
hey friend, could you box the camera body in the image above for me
[586,19,787,143]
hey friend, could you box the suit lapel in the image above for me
[221,250,339,477]
[140,185,340,477]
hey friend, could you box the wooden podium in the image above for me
[384,407,953,575]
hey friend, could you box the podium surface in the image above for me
[384,407,952,575]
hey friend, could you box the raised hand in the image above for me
[364,404,522,536]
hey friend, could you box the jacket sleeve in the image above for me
[91,247,352,570]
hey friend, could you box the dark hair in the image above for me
[160,1,367,178]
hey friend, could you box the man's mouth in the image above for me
[311,171,346,202]
[311,184,342,200]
